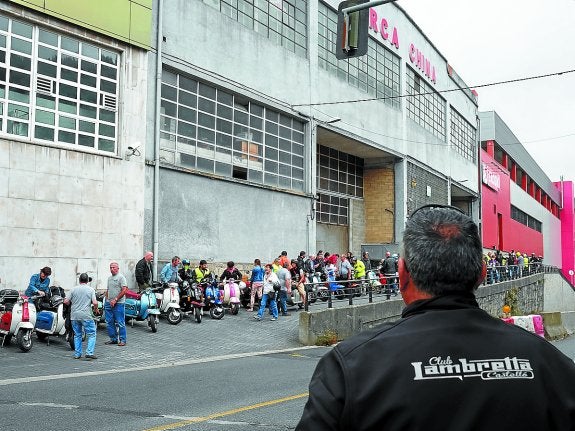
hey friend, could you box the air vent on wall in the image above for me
[101,94,117,111]
[36,77,53,95]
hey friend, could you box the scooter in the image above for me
[123,287,161,332]
[0,289,36,352]
[152,281,183,325]
[326,266,347,300]
[180,280,204,323]
[312,272,330,302]
[366,270,382,294]
[34,286,75,350]
[201,274,224,320]
[219,277,242,315]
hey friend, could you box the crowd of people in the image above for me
[484,248,544,284]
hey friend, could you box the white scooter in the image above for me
[152,282,183,325]
[0,289,37,352]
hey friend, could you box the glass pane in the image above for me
[61,69,77,82]
[59,83,77,98]
[81,43,98,59]
[100,80,116,94]
[7,120,28,136]
[81,60,97,73]
[9,69,30,86]
[61,54,78,68]
[39,29,58,46]
[99,124,115,138]
[8,103,28,119]
[61,37,79,53]
[34,125,54,141]
[35,109,55,125]
[98,138,115,152]
[78,134,95,147]
[59,115,76,130]
[0,16,8,32]
[99,109,115,123]
[59,99,77,114]
[36,94,55,109]
[12,21,32,38]
[11,37,32,55]
[10,53,31,70]
[80,73,97,87]
[37,61,57,77]
[80,105,97,118]
[80,89,97,103]
[101,65,117,80]
[101,50,117,65]
[38,46,57,61]
[79,120,95,133]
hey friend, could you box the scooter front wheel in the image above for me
[166,309,183,325]
[194,307,202,323]
[66,330,75,351]
[148,315,158,332]
[210,306,224,320]
[17,329,33,352]
[231,303,240,315]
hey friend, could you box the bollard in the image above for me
[368,281,373,303]
[304,283,309,312]
[348,284,353,306]
[328,290,333,309]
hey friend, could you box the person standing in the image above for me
[361,251,372,271]
[25,266,52,299]
[336,255,352,281]
[277,262,292,316]
[296,205,575,430]
[135,251,153,292]
[105,262,128,346]
[64,273,98,360]
[254,264,279,321]
[278,251,290,268]
[248,259,264,312]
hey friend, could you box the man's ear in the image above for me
[474,261,487,289]
[398,257,409,291]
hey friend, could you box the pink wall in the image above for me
[481,151,543,255]
[556,181,575,281]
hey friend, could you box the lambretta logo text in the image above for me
[412,356,534,381]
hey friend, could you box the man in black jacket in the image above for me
[135,251,153,292]
[296,205,575,431]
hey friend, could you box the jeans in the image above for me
[104,302,126,343]
[71,319,96,357]
[279,290,288,314]
[257,293,278,319]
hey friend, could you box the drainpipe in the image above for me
[152,0,163,280]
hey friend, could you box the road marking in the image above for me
[20,402,78,409]
[143,392,309,431]
[0,345,323,386]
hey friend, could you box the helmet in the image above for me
[182,259,190,266]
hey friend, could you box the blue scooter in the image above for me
[122,287,160,332]
[201,274,224,320]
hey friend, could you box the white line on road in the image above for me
[0,345,323,387]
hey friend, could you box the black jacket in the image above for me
[380,256,397,275]
[135,258,152,285]
[297,294,575,430]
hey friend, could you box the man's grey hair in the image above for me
[401,206,483,296]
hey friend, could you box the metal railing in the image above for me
[302,274,399,311]
[482,263,556,285]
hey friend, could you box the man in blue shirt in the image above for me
[25,266,52,299]
[160,256,181,283]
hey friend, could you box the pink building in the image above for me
[556,181,575,282]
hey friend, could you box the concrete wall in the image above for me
[544,272,575,312]
[299,274,546,345]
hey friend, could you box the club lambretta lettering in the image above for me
[412,356,534,381]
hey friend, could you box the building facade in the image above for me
[144,0,480,268]
[0,0,152,290]
[479,111,562,267]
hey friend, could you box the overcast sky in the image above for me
[401,0,575,182]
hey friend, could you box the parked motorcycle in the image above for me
[201,274,224,320]
[219,277,242,315]
[311,272,330,302]
[326,267,347,300]
[0,289,36,352]
[152,282,183,325]
[95,291,106,324]
[124,287,161,332]
[366,270,382,294]
[34,286,75,350]
[180,280,204,323]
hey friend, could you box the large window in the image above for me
[450,108,476,163]
[316,145,363,225]
[406,67,445,140]
[160,69,306,192]
[205,0,307,57]
[0,15,119,152]
[318,2,400,109]
[511,205,542,233]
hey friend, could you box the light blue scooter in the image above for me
[122,287,160,332]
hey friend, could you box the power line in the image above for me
[292,68,575,108]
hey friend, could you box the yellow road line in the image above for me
[142,392,309,431]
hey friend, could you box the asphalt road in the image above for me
[2,297,575,431]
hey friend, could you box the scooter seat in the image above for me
[125,290,141,300]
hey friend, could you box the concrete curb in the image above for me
[541,312,568,340]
